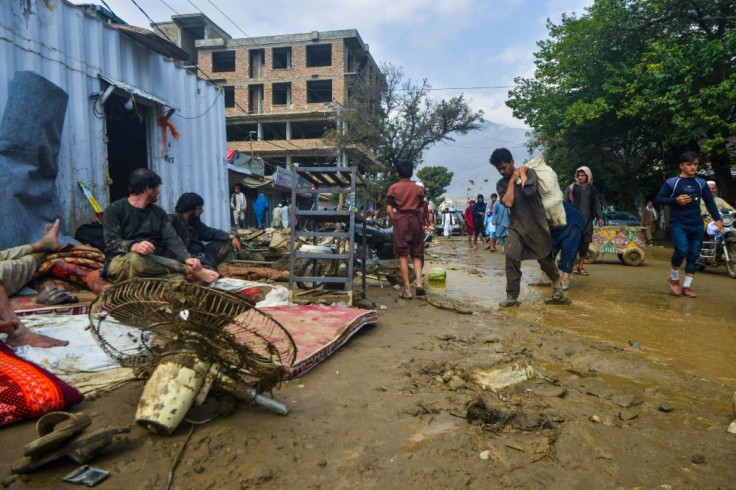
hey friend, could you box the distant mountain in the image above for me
[420,120,536,202]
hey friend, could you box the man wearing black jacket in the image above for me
[168,192,242,270]
[102,169,219,284]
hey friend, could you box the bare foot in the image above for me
[191,267,220,284]
[5,324,68,348]
[32,219,62,252]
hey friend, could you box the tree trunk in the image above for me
[709,149,736,205]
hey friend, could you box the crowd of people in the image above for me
[3,151,733,349]
[398,147,733,307]
[231,185,290,231]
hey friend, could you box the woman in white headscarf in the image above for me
[564,166,603,275]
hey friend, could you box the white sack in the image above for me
[526,156,566,227]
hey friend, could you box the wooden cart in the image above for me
[586,226,646,266]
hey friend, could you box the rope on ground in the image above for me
[165,423,195,490]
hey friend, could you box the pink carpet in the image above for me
[260,305,378,378]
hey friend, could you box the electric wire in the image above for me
[125,0,314,154]
[206,0,251,38]
[158,0,180,15]
[127,0,476,167]
[99,0,120,19]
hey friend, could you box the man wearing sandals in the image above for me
[490,148,568,307]
[386,159,426,300]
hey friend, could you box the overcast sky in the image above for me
[78,0,593,128]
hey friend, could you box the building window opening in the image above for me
[226,122,258,142]
[346,49,355,73]
[272,83,291,105]
[223,86,235,108]
[307,79,332,103]
[306,44,332,67]
[272,47,292,69]
[262,122,287,140]
[291,120,335,139]
[212,50,235,72]
[249,49,265,78]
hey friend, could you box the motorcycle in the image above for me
[296,220,433,289]
[699,209,736,278]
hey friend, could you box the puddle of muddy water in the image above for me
[427,240,736,387]
[402,418,462,453]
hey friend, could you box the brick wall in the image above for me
[198,39,349,117]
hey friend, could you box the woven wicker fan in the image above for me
[88,278,297,434]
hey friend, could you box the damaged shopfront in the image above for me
[0,1,229,248]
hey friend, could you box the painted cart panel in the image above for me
[589,226,646,266]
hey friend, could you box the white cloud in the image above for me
[489,45,535,65]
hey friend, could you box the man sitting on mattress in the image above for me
[0,219,69,348]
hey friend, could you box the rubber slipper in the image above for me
[398,293,413,300]
[544,297,571,305]
[415,286,426,297]
[37,286,78,305]
[552,287,564,301]
[24,412,92,458]
[13,427,130,474]
[499,298,520,307]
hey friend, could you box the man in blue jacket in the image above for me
[655,151,722,297]
[253,191,269,229]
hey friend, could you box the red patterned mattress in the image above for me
[260,305,378,378]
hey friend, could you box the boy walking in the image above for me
[655,151,722,297]
[386,159,426,300]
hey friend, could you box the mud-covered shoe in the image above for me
[499,298,520,307]
[682,287,696,298]
[668,278,681,295]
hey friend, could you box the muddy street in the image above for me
[427,236,736,386]
[2,236,735,489]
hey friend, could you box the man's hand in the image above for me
[131,241,155,255]
[676,194,692,205]
[185,257,202,272]
[231,235,242,252]
[519,165,529,187]
[714,220,724,233]
[598,218,604,227]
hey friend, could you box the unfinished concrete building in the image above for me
[154,15,383,172]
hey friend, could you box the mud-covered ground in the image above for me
[1,237,735,489]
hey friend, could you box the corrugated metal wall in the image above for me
[0,0,229,236]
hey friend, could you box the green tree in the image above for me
[416,166,454,203]
[507,0,736,208]
[326,63,483,209]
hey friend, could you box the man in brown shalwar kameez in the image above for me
[490,148,568,307]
